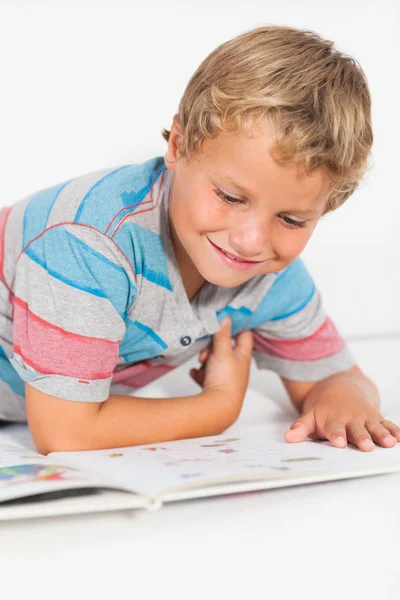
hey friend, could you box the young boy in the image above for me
[0,25,399,455]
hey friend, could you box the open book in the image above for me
[1,422,400,521]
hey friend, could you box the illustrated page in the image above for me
[0,426,116,503]
[50,429,400,498]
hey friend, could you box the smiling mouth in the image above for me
[207,238,265,263]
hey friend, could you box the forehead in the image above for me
[198,127,329,210]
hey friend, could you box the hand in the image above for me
[284,389,400,452]
[190,317,253,415]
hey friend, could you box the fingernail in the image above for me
[363,439,375,447]
[336,436,345,443]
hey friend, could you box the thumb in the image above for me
[284,411,315,443]
[212,317,233,354]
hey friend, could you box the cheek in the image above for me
[273,227,313,260]
[188,195,227,232]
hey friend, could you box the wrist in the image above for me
[200,388,243,429]
[303,372,380,413]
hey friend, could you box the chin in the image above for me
[200,268,252,288]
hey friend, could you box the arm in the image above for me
[27,317,253,454]
[248,260,399,451]
[26,384,237,455]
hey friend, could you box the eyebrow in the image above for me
[213,172,323,217]
[213,172,254,196]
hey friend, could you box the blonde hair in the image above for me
[162,25,373,213]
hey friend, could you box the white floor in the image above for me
[0,337,399,600]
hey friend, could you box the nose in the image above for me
[229,213,269,260]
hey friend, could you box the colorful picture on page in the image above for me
[0,464,86,486]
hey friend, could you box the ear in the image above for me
[164,114,184,172]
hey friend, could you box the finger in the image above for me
[365,419,397,448]
[199,347,210,364]
[380,420,400,442]
[321,420,347,448]
[284,411,315,443]
[346,420,375,452]
[233,330,253,359]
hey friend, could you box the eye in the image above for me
[215,189,245,206]
[279,215,307,229]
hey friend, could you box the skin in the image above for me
[164,114,400,452]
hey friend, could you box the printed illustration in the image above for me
[200,438,239,448]
[281,457,321,463]
[0,464,85,486]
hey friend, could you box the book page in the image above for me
[0,428,120,504]
[50,429,400,499]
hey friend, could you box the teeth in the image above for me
[225,252,240,261]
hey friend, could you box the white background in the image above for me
[0,0,398,338]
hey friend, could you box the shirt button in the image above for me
[180,335,192,346]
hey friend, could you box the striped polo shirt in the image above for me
[0,156,354,421]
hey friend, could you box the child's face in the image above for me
[165,117,329,289]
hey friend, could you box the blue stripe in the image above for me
[271,286,315,321]
[106,164,166,237]
[24,226,136,316]
[0,346,25,397]
[22,179,72,248]
[269,260,315,321]
[74,165,133,224]
[64,230,128,276]
[246,259,316,329]
[73,157,166,233]
[133,321,168,348]
[216,306,253,335]
[24,246,108,299]
[113,223,172,291]
[120,318,168,362]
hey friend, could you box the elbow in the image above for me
[33,432,90,455]
[25,383,102,454]
[30,417,100,455]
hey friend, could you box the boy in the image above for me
[0,25,399,454]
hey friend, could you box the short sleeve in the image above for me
[251,259,355,381]
[10,224,137,402]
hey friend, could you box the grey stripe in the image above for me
[10,355,111,403]
[63,223,137,288]
[3,194,32,287]
[15,254,126,340]
[46,167,118,226]
[254,290,326,340]
[253,345,356,381]
[0,379,26,421]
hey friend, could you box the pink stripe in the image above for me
[0,206,12,286]
[112,361,175,388]
[253,317,344,361]
[13,297,120,380]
